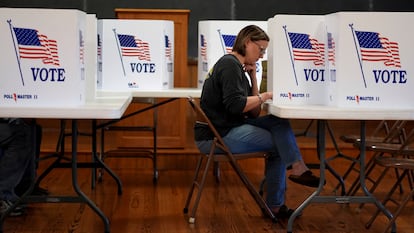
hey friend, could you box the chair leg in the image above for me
[183,154,215,224]
[333,153,360,194]
[346,152,395,213]
[365,169,408,229]
[349,154,405,212]
[382,186,414,233]
[225,158,276,221]
[183,155,203,215]
[409,170,414,199]
[259,177,266,196]
[346,152,378,196]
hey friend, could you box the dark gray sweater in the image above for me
[195,54,252,141]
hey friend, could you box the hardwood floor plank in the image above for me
[3,154,414,233]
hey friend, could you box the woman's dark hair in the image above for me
[232,25,269,56]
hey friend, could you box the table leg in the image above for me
[71,120,111,233]
[1,121,113,231]
[287,120,326,233]
[286,120,396,233]
[91,120,123,194]
[358,121,395,232]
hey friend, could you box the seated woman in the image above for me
[194,25,320,219]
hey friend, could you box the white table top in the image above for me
[97,88,202,98]
[268,103,414,121]
[0,95,132,119]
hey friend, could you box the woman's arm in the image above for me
[243,63,273,117]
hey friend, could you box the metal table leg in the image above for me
[286,120,396,233]
[71,120,111,233]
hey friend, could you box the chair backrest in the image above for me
[187,96,232,155]
[187,96,268,159]
[185,97,273,222]
[383,120,408,144]
[373,125,414,168]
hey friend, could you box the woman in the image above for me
[195,25,320,219]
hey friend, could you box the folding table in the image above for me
[267,103,414,233]
[0,95,132,233]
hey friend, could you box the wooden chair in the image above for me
[336,120,407,197]
[364,127,414,233]
[183,96,275,224]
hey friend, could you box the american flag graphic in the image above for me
[327,33,335,65]
[13,27,60,66]
[117,34,151,61]
[221,34,236,54]
[200,34,207,60]
[165,35,172,60]
[355,30,401,68]
[288,32,325,66]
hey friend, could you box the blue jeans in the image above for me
[0,121,35,202]
[196,115,302,209]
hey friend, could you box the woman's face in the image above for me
[245,39,268,64]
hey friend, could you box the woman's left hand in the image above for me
[244,63,256,78]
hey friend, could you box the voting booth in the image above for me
[197,20,268,88]
[97,19,174,91]
[325,12,414,108]
[0,8,87,107]
[267,15,328,106]
[268,12,414,109]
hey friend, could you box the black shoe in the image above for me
[273,205,301,219]
[288,170,322,188]
[0,200,25,217]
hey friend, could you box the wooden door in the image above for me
[113,9,191,149]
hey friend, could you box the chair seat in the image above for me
[366,142,414,156]
[340,134,385,143]
[375,156,414,170]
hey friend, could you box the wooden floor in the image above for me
[3,153,414,233]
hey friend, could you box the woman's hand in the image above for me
[244,63,256,78]
[260,91,273,102]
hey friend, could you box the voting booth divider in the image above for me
[0,8,177,106]
[267,15,328,106]
[0,8,87,107]
[197,20,268,89]
[267,12,414,109]
[2,8,413,109]
[325,12,414,108]
[97,19,174,91]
